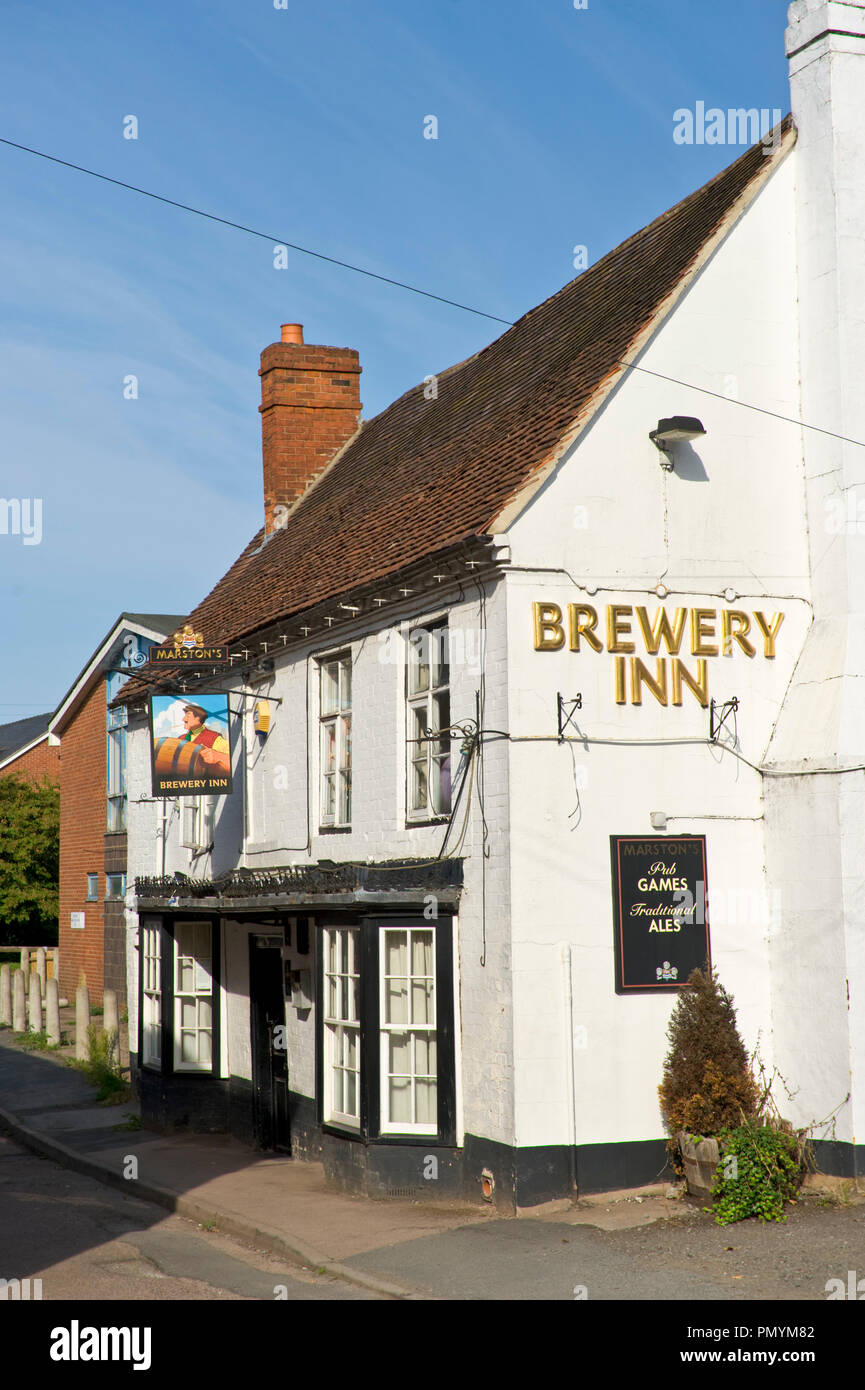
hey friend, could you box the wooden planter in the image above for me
[678,1132,720,1199]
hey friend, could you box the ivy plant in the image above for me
[710,1123,801,1226]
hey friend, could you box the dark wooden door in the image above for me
[250,936,290,1152]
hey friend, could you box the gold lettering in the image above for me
[533,603,565,651]
[690,608,718,657]
[630,657,668,707]
[636,606,687,655]
[607,605,635,654]
[671,658,709,707]
[753,611,785,658]
[568,604,603,653]
[614,656,627,705]
[721,610,756,658]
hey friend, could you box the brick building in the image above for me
[0,714,59,785]
[50,615,181,1005]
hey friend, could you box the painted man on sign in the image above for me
[180,703,231,774]
[149,693,233,796]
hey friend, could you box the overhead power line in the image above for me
[0,135,512,326]
[3,134,865,451]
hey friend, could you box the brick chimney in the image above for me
[259,323,362,534]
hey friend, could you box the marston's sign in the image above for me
[532,602,784,707]
[149,625,230,665]
[610,835,711,993]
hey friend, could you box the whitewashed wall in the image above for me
[502,151,810,1151]
[126,580,515,1148]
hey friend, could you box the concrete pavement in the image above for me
[0,1029,495,1298]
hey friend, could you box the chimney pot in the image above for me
[281,323,304,345]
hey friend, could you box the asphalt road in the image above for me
[4,1123,865,1306]
[0,1133,380,1301]
[343,1194,865,1301]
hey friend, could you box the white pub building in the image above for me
[119,0,865,1206]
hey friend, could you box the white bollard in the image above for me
[76,984,90,1061]
[46,978,61,1047]
[20,948,29,987]
[28,971,42,1033]
[12,971,26,1032]
[0,965,11,1026]
[35,948,47,1000]
[103,988,118,1035]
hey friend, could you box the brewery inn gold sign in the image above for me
[532,602,784,707]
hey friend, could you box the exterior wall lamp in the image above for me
[649,416,707,470]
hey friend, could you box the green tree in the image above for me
[0,776,59,943]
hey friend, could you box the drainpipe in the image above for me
[562,944,578,1196]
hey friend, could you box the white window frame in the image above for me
[379,926,438,1135]
[406,622,451,820]
[141,920,162,1069]
[319,654,352,828]
[173,921,214,1072]
[86,873,98,901]
[322,925,361,1130]
[181,797,215,853]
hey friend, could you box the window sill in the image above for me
[322,1121,364,1143]
[405,816,449,829]
[318,825,352,835]
[322,1125,446,1147]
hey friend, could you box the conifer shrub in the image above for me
[658,966,760,1170]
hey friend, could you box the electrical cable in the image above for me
[481,728,865,779]
[5,134,865,451]
[0,137,511,327]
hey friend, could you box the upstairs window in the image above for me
[181,798,215,853]
[407,623,451,818]
[320,654,352,828]
[107,719,127,833]
[105,873,126,901]
[86,873,98,901]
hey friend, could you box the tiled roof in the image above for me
[180,120,795,649]
[0,713,51,760]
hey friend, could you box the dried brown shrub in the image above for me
[658,967,759,1148]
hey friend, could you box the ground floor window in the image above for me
[323,926,361,1129]
[174,921,213,1070]
[380,926,437,1134]
[318,915,455,1144]
[137,916,220,1077]
[141,919,162,1068]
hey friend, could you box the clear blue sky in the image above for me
[0,0,791,720]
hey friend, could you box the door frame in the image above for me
[249,932,290,1152]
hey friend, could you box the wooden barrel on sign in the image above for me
[153,737,207,780]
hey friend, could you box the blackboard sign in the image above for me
[610,836,711,994]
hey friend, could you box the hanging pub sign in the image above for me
[610,835,711,994]
[149,692,233,797]
[148,625,231,665]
